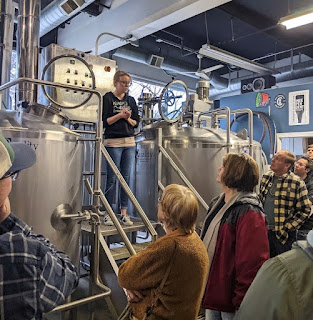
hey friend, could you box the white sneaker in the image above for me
[103,214,114,226]
[120,214,133,226]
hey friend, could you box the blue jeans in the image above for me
[205,310,235,320]
[105,146,135,211]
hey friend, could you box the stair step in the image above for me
[81,218,158,237]
[110,242,151,260]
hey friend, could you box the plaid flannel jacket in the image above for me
[259,171,311,244]
[0,213,79,320]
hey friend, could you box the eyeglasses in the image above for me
[0,171,19,181]
[118,80,132,87]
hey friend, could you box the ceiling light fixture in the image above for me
[199,44,276,74]
[279,9,313,29]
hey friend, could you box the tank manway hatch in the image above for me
[158,80,189,123]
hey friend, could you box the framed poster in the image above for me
[289,90,309,126]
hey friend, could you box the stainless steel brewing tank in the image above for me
[0,110,83,265]
[135,122,262,224]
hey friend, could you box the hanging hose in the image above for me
[230,111,276,158]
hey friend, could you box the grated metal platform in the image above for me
[81,218,158,237]
[109,242,152,260]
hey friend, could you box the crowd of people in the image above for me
[118,148,313,320]
[1,70,313,319]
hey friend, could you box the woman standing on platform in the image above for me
[102,71,139,226]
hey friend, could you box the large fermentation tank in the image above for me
[135,121,262,223]
[0,110,83,265]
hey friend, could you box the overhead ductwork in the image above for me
[113,46,200,80]
[40,0,98,37]
[111,44,313,99]
[209,59,313,99]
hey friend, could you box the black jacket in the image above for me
[102,92,140,139]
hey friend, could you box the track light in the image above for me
[199,44,276,74]
[279,9,313,29]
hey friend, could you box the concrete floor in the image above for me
[45,272,115,320]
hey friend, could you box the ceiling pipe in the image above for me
[112,46,200,79]
[209,59,313,99]
[112,44,313,98]
[40,0,97,37]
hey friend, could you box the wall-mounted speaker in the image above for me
[241,75,276,94]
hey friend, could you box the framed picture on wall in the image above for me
[289,90,309,126]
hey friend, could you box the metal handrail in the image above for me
[99,190,137,256]
[0,77,102,100]
[84,178,136,255]
[198,107,231,153]
[197,107,254,156]
[157,128,209,212]
[230,108,254,156]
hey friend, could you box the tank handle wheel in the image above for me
[41,54,96,109]
[158,80,189,123]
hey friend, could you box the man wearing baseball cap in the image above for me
[0,133,79,319]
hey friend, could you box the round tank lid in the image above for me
[158,80,189,123]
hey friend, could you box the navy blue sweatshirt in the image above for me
[102,92,140,139]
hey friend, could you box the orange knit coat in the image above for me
[118,229,209,320]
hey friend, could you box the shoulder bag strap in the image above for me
[144,243,177,319]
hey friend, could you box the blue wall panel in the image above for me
[217,82,313,161]
[219,82,313,133]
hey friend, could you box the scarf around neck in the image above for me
[202,191,244,271]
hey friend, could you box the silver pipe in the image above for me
[91,213,113,292]
[60,212,91,220]
[198,107,231,153]
[0,0,14,109]
[0,77,103,101]
[157,128,163,193]
[92,73,103,214]
[95,32,134,56]
[17,0,40,105]
[101,144,158,241]
[98,230,119,274]
[230,109,253,156]
[84,178,94,197]
[48,292,109,313]
[99,190,137,256]
[72,130,96,134]
[158,180,165,191]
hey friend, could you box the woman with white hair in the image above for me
[118,184,209,320]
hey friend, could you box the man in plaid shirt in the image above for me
[259,150,311,257]
[0,134,79,319]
